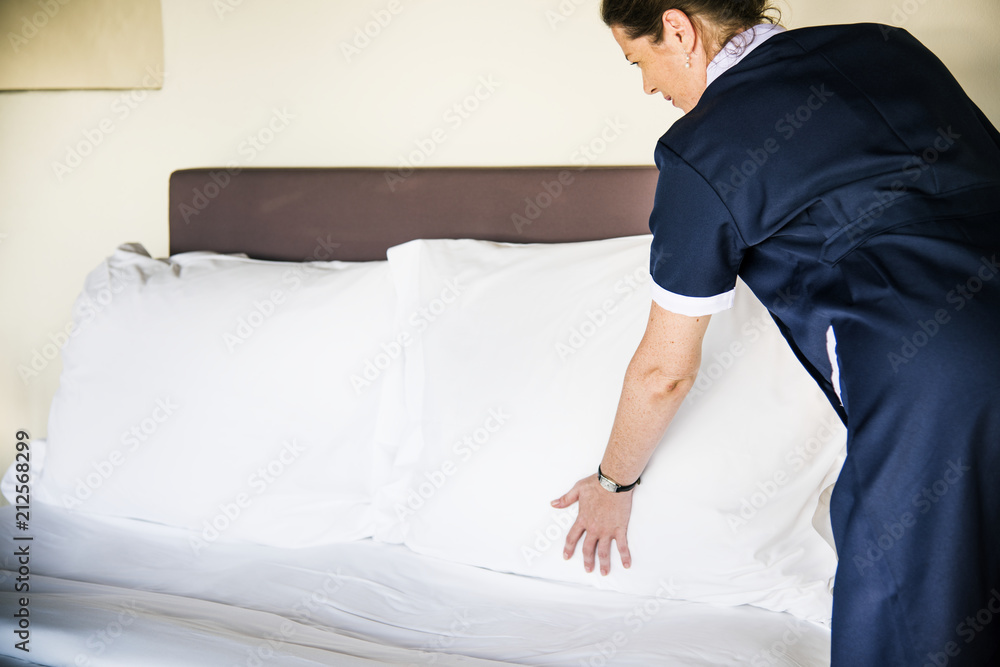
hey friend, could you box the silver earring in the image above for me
[685,53,691,68]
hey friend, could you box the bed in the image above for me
[0,166,846,666]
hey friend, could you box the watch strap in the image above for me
[597,465,641,493]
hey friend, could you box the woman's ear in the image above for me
[660,8,697,53]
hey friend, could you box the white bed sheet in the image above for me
[0,505,830,666]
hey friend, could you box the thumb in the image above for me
[551,487,580,508]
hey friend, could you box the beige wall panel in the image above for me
[0,0,164,90]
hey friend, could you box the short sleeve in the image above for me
[648,142,746,317]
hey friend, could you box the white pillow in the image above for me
[380,236,846,623]
[37,243,404,548]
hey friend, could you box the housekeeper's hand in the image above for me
[551,304,708,577]
[551,474,633,575]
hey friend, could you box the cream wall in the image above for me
[1,0,998,479]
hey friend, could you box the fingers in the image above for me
[597,537,613,576]
[597,535,631,575]
[563,525,630,574]
[563,520,585,560]
[582,534,598,574]
[615,529,631,570]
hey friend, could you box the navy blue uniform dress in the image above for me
[648,23,1000,666]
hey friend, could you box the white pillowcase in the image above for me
[37,243,403,548]
[381,236,846,623]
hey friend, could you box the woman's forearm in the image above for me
[598,361,698,485]
[553,305,709,575]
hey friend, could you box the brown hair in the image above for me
[601,0,781,52]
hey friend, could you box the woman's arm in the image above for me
[551,301,710,575]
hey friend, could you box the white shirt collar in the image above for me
[705,23,787,88]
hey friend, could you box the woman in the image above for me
[551,1,1000,664]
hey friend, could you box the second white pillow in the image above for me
[381,235,846,623]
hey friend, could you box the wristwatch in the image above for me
[597,465,641,493]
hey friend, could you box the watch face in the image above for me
[599,476,618,492]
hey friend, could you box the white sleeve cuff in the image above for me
[650,281,735,317]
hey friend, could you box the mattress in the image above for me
[0,504,830,666]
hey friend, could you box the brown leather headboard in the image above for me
[169,167,659,261]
